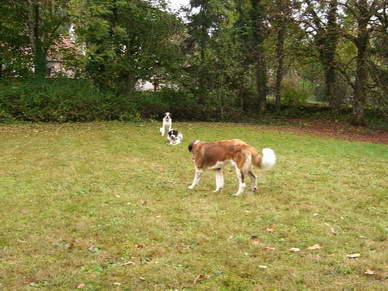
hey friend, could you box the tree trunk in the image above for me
[324,63,338,107]
[27,0,47,77]
[352,40,368,126]
[198,46,206,105]
[324,0,339,108]
[256,44,267,113]
[352,0,369,126]
[274,15,286,112]
[251,0,267,114]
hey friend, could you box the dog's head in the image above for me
[168,129,179,140]
[164,112,171,121]
[188,140,200,152]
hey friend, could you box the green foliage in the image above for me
[0,0,72,77]
[280,80,312,106]
[0,79,112,122]
[74,0,184,95]
[0,108,14,123]
[0,1,33,77]
[0,80,241,122]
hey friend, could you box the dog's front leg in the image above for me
[188,168,203,189]
[214,169,224,192]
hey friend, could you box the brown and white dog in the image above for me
[187,139,276,196]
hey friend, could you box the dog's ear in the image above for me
[188,140,197,152]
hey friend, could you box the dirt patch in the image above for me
[273,119,388,144]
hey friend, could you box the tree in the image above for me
[271,0,291,111]
[0,0,71,77]
[250,0,269,113]
[185,0,229,104]
[339,0,385,125]
[0,1,32,77]
[296,0,340,108]
[73,0,184,94]
[26,0,71,77]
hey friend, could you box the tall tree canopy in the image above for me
[0,0,387,124]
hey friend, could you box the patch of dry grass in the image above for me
[0,121,387,290]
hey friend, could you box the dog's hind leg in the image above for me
[214,169,224,192]
[248,170,257,192]
[233,166,246,196]
[188,168,203,190]
[232,151,251,196]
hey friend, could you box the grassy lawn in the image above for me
[0,121,387,290]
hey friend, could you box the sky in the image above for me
[167,0,190,12]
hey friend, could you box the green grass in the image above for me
[0,121,387,290]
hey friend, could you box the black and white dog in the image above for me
[167,129,183,145]
[160,112,172,136]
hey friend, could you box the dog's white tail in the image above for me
[260,148,276,171]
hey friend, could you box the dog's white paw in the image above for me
[213,188,223,193]
[188,185,194,190]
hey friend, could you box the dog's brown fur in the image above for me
[188,139,274,195]
[188,139,263,170]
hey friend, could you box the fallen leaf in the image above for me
[87,246,100,253]
[259,265,268,269]
[290,248,301,252]
[139,277,145,281]
[140,200,147,206]
[264,246,275,251]
[77,283,85,289]
[251,240,261,245]
[250,234,258,239]
[135,243,145,248]
[176,244,191,250]
[194,274,206,284]
[113,282,122,286]
[307,244,323,250]
[121,261,136,266]
[364,269,375,275]
[265,225,276,232]
[325,223,337,235]
[347,253,361,258]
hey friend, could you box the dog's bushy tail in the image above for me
[253,148,276,171]
[261,148,276,171]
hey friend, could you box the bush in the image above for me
[281,80,312,106]
[0,79,210,122]
[281,85,309,106]
[0,79,247,122]
[0,108,14,123]
[0,78,108,122]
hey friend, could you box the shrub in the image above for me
[0,79,248,122]
[0,78,136,122]
[281,80,312,106]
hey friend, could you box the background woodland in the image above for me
[0,0,387,125]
